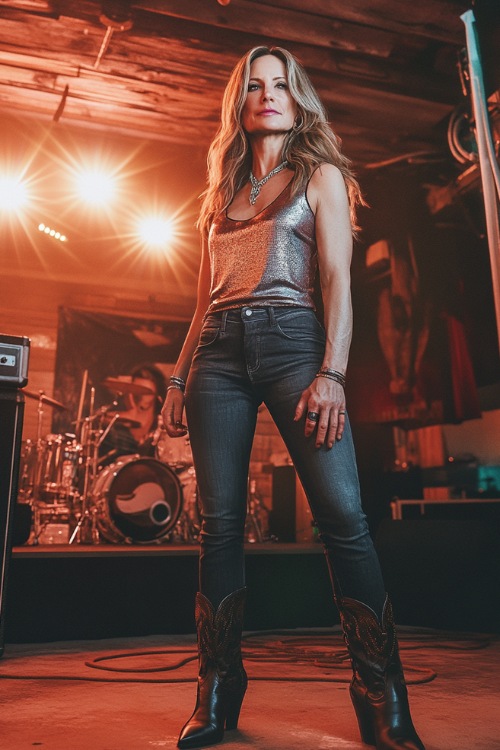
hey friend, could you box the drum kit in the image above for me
[18,377,202,545]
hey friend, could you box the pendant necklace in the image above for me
[249,160,288,205]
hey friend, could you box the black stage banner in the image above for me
[52,307,189,433]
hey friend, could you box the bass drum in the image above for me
[92,455,182,543]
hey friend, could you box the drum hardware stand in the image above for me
[163,460,200,543]
[31,393,50,504]
[68,505,99,545]
[17,440,33,500]
[69,378,95,543]
[69,408,118,544]
[69,380,115,545]
[245,478,270,543]
[172,491,201,543]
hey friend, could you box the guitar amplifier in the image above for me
[0,334,30,387]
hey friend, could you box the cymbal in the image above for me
[22,389,67,410]
[101,378,154,396]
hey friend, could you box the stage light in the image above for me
[75,168,116,205]
[137,216,175,248]
[38,223,67,242]
[0,175,29,212]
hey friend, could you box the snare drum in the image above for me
[92,454,182,543]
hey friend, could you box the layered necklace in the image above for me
[248,160,289,205]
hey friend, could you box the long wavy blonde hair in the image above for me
[198,45,364,237]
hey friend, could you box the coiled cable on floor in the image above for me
[0,629,492,685]
[82,628,493,685]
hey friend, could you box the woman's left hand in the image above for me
[294,377,346,448]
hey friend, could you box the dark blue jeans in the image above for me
[185,306,386,617]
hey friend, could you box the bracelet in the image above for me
[316,371,346,387]
[317,368,346,384]
[167,384,184,394]
[169,376,186,393]
[170,375,186,385]
[318,367,346,380]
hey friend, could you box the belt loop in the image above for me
[268,307,277,327]
[221,310,228,332]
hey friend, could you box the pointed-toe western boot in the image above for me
[339,596,425,750]
[177,587,247,749]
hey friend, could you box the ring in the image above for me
[307,411,319,422]
[339,411,346,416]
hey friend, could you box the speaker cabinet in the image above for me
[0,389,26,656]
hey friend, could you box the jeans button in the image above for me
[245,309,252,317]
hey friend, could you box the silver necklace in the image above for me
[249,160,288,205]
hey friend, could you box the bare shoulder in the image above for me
[307,163,348,213]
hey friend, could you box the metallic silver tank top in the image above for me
[207,181,317,313]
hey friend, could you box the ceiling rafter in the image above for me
[0,0,469,164]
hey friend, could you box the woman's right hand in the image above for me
[161,388,188,438]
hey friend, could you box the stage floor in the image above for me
[11,541,323,557]
[0,629,499,750]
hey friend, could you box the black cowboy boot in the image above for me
[177,587,247,749]
[339,596,425,750]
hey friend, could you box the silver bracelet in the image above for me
[167,384,184,393]
[169,375,186,393]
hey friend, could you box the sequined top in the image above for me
[207,181,317,313]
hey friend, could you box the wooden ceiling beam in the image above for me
[0,11,460,108]
[253,0,468,44]
[0,0,56,11]
[0,2,466,164]
[133,0,399,58]
[42,0,469,47]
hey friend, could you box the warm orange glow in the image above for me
[0,125,200,293]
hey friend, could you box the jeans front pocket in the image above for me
[275,309,325,344]
[197,325,221,348]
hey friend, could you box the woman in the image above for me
[162,46,425,750]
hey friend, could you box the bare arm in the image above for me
[294,164,353,448]
[161,235,211,437]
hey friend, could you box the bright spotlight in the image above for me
[76,169,116,205]
[0,175,29,212]
[138,216,175,248]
